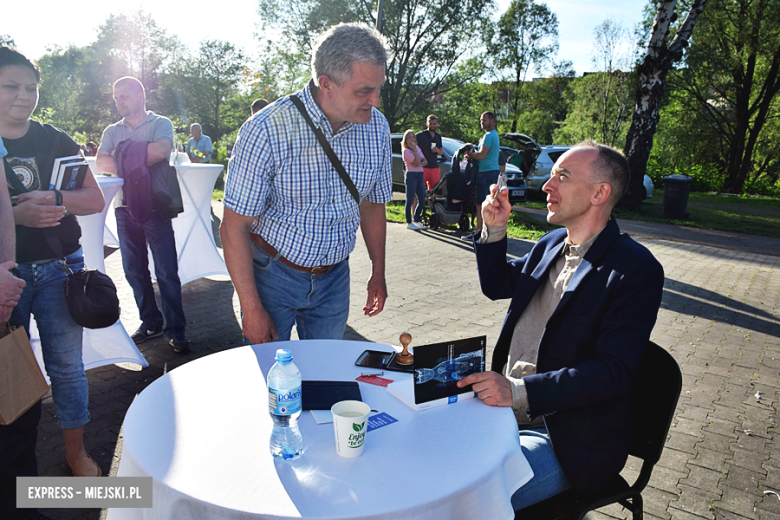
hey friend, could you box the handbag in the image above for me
[289,95,361,205]
[0,323,49,425]
[3,157,121,329]
[62,261,120,329]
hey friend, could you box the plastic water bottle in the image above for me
[267,349,304,460]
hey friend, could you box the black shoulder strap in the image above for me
[288,95,360,205]
[3,157,28,194]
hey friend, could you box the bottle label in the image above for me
[268,385,302,415]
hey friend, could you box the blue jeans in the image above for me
[10,250,89,430]
[404,171,426,223]
[511,426,572,510]
[476,169,500,208]
[249,241,350,341]
[115,208,186,340]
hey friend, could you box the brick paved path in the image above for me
[35,203,780,520]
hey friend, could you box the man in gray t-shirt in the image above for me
[96,76,190,353]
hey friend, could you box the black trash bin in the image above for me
[662,175,692,220]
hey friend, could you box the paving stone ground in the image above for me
[33,202,780,520]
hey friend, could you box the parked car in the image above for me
[391,134,527,203]
[501,133,654,199]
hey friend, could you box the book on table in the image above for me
[386,336,486,412]
[50,155,89,191]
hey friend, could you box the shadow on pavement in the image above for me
[662,278,780,337]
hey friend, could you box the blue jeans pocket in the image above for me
[250,240,272,270]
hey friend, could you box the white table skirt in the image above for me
[29,175,147,381]
[109,341,531,520]
[84,157,120,247]
[147,164,228,285]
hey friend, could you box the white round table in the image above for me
[109,341,532,520]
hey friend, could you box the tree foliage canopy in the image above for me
[484,0,558,132]
[256,0,492,131]
[675,0,780,193]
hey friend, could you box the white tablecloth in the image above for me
[109,341,532,520]
[84,157,119,247]
[29,175,148,381]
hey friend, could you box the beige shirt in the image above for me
[480,224,604,425]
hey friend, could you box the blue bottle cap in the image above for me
[275,349,293,362]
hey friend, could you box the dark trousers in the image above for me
[115,208,187,340]
[0,401,41,520]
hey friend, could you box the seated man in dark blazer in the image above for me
[457,140,664,509]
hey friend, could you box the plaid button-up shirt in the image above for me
[225,81,392,267]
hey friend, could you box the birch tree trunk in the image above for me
[619,0,707,210]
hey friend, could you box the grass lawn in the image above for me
[385,199,555,241]
[522,190,780,238]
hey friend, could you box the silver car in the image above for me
[501,133,654,199]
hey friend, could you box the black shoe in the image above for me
[131,328,163,344]
[169,337,191,354]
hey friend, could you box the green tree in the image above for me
[92,10,185,109]
[484,0,559,132]
[162,40,247,142]
[255,0,491,131]
[523,60,575,123]
[434,59,497,142]
[514,108,555,144]
[36,46,106,138]
[673,0,780,194]
[589,18,635,147]
[554,72,635,147]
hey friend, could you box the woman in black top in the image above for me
[0,46,104,478]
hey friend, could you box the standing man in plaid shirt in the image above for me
[220,23,391,344]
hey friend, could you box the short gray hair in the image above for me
[190,123,202,131]
[311,23,388,86]
[573,139,629,204]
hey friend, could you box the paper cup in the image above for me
[331,400,370,458]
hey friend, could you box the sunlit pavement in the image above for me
[34,201,780,520]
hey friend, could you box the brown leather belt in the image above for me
[250,234,337,276]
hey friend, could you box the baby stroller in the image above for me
[422,144,476,231]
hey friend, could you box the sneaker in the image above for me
[407,223,417,230]
[169,337,191,354]
[413,221,427,230]
[131,328,163,344]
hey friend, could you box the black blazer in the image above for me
[475,217,664,496]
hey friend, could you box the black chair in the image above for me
[515,341,682,520]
